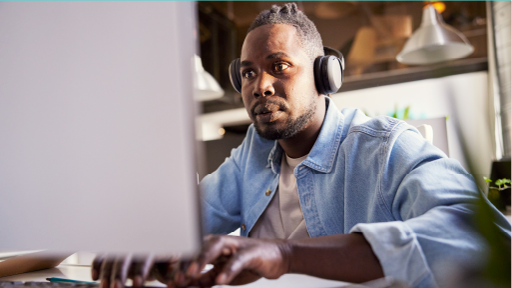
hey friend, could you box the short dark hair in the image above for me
[248,3,324,60]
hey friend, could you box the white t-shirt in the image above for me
[249,153,310,239]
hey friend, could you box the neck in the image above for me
[278,98,326,159]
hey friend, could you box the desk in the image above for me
[0,264,352,288]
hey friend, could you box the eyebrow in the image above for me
[240,52,291,68]
[240,60,253,68]
[266,52,290,60]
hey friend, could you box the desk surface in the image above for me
[0,264,351,288]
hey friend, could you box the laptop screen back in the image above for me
[0,2,202,255]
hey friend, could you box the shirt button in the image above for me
[241,224,246,231]
[265,189,271,196]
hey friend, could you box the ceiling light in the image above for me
[194,54,224,101]
[396,4,474,65]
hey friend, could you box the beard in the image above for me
[252,99,317,140]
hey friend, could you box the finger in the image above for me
[175,255,228,288]
[129,254,154,287]
[187,235,233,277]
[209,254,261,286]
[181,274,217,288]
[172,271,191,288]
[189,265,221,288]
[178,259,193,275]
[216,251,253,285]
[228,271,262,286]
[166,280,176,288]
[99,256,116,288]
[92,254,107,280]
[153,257,179,283]
[110,254,133,288]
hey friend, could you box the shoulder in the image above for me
[340,108,410,138]
[336,108,422,151]
[338,109,436,163]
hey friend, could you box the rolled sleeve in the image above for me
[350,221,438,288]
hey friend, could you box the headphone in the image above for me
[228,46,344,95]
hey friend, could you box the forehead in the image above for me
[241,24,307,61]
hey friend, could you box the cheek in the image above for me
[285,70,316,100]
[241,91,252,106]
[246,108,255,121]
[293,67,315,89]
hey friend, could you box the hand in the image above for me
[171,235,291,287]
[91,253,178,288]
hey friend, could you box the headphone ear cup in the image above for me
[229,58,242,93]
[313,57,325,95]
[314,55,344,95]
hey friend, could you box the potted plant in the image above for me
[484,177,511,213]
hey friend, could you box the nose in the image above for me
[252,72,275,98]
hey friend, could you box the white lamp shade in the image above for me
[396,5,474,65]
[194,54,224,101]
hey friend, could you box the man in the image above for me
[93,3,510,288]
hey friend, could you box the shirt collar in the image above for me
[267,96,345,174]
[302,97,344,173]
[267,139,283,174]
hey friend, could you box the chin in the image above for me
[254,122,284,140]
[254,122,301,140]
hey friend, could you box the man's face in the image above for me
[240,24,319,140]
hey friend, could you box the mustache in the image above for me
[250,99,288,117]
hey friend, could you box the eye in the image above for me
[242,69,256,79]
[273,62,290,72]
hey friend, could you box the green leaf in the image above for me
[484,176,492,183]
[403,106,410,120]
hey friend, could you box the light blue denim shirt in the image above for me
[200,97,511,288]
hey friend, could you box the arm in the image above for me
[350,128,511,287]
[173,233,383,287]
[287,233,383,283]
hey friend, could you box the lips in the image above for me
[254,103,280,115]
[252,102,285,123]
[256,110,284,123]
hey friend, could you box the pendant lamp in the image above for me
[396,4,474,65]
[194,54,224,101]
